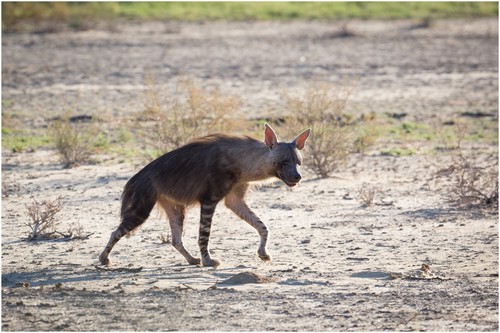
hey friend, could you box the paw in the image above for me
[99,254,111,266]
[202,257,221,267]
[258,252,272,262]
[188,258,201,266]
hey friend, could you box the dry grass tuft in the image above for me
[158,233,171,245]
[280,82,355,178]
[138,77,245,158]
[357,184,379,207]
[49,115,101,168]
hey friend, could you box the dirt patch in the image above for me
[219,271,276,285]
[2,19,498,331]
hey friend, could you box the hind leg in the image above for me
[158,197,200,265]
[99,227,127,266]
[99,196,155,266]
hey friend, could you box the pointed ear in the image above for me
[293,128,311,150]
[264,123,279,149]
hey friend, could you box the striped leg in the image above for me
[158,197,200,266]
[99,228,127,266]
[225,185,271,261]
[99,178,157,266]
[99,202,154,266]
[198,200,220,267]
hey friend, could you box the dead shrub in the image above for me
[49,115,101,168]
[280,82,355,178]
[436,152,498,207]
[358,184,378,207]
[139,77,244,158]
[25,196,63,240]
[435,122,498,207]
[158,233,171,245]
[25,196,94,241]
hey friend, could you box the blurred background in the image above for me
[2,2,498,185]
[2,2,498,32]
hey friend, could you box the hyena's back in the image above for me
[129,134,263,207]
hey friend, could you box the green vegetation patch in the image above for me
[3,2,498,31]
[2,128,51,153]
[380,147,416,157]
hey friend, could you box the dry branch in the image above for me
[25,196,63,240]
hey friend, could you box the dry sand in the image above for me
[2,19,498,331]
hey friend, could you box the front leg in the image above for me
[225,187,271,261]
[198,200,221,267]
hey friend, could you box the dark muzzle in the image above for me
[279,166,302,187]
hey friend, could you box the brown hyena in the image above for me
[99,124,310,267]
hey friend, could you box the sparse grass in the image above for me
[353,114,378,154]
[3,2,497,32]
[385,120,435,142]
[372,113,497,157]
[464,117,499,144]
[380,147,417,157]
[138,77,244,159]
[280,82,377,178]
[2,129,51,153]
[49,115,103,168]
[2,2,118,32]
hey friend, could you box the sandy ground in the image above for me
[2,19,499,331]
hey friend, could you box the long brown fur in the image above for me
[99,124,310,267]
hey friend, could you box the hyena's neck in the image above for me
[235,139,275,182]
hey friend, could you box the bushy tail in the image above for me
[119,172,157,236]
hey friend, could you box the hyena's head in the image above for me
[264,123,311,187]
